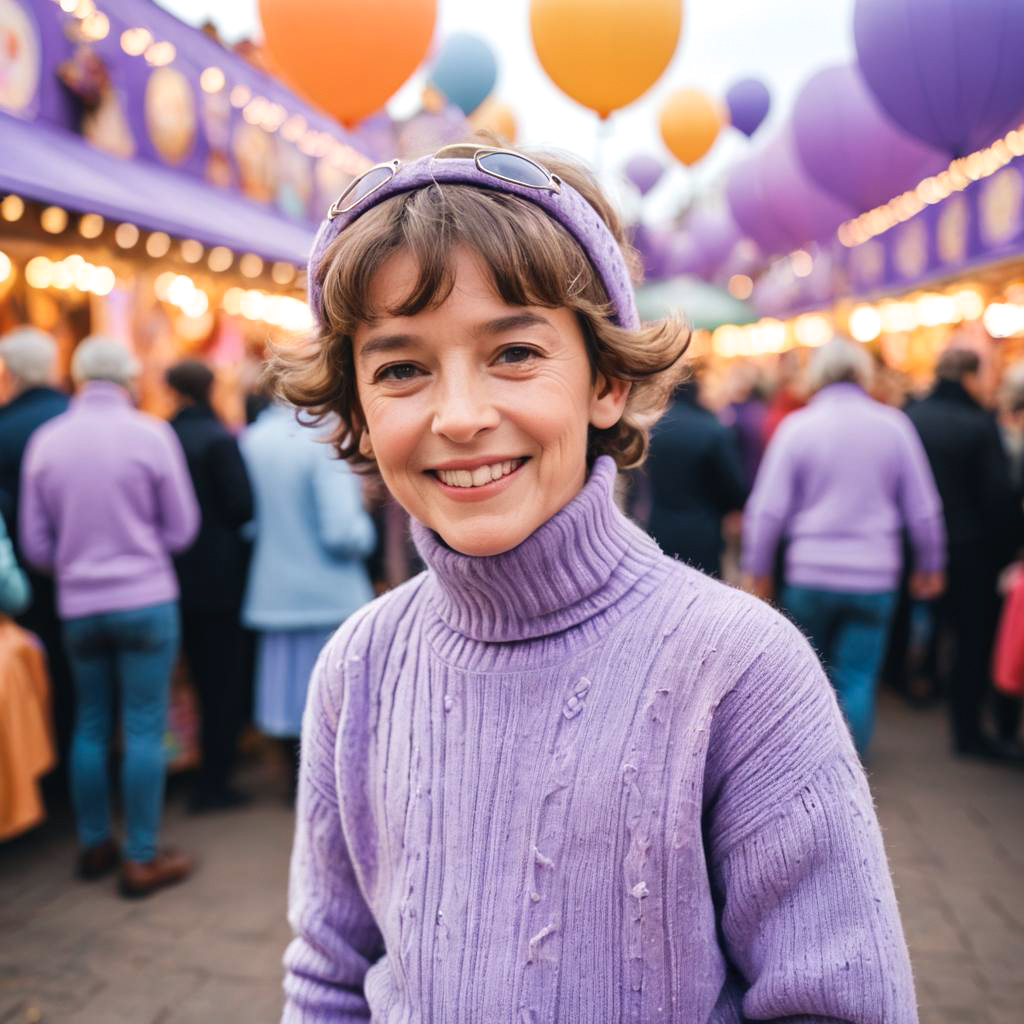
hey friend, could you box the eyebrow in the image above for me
[358,313,554,361]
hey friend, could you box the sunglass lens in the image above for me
[341,165,395,211]
[477,152,551,188]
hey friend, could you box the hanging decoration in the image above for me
[725,78,770,137]
[659,87,724,166]
[427,33,498,117]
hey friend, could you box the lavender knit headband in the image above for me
[307,154,640,332]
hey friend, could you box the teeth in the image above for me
[437,459,522,488]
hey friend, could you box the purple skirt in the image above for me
[254,627,335,738]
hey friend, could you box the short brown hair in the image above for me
[268,145,690,471]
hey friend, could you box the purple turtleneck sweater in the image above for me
[283,457,917,1023]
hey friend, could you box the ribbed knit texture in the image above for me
[283,457,918,1023]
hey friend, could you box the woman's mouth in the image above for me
[431,457,528,490]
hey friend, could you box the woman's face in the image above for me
[353,247,629,557]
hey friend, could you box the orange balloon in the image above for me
[258,0,437,127]
[469,98,519,144]
[659,87,724,165]
[530,0,683,118]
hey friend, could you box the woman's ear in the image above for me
[589,373,631,430]
[358,430,374,458]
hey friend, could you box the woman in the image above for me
[743,338,946,756]
[274,145,919,1021]
[240,401,375,795]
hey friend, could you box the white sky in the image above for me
[157,1,855,219]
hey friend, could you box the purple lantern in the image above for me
[758,126,855,248]
[726,78,771,137]
[854,0,1024,156]
[792,64,947,214]
[624,154,665,196]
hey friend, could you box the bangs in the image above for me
[316,184,616,333]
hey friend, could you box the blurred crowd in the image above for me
[635,337,1024,762]
[1,322,1023,898]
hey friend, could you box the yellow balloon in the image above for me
[659,87,724,165]
[469,98,519,143]
[530,0,683,119]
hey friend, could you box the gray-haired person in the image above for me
[0,327,71,771]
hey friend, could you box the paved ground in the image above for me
[1,693,1022,1023]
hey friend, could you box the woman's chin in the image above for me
[433,515,534,558]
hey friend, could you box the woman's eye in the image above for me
[376,363,421,383]
[496,345,539,365]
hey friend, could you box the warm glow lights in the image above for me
[145,231,171,258]
[40,206,68,234]
[790,250,813,278]
[229,84,251,109]
[200,66,226,93]
[1,195,24,221]
[239,253,264,278]
[879,301,918,333]
[223,287,313,331]
[114,222,139,248]
[952,288,984,321]
[24,255,115,295]
[839,119,1024,248]
[271,262,297,286]
[120,27,152,56]
[727,274,753,300]
[154,272,210,318]
[58,0,78,12]
[80,12,109,41]
[914,292,957,328]
[793,313,832,347]
[207,246,233,272]
[982,302,1024,338]
[848,305,882,342]
[180,239,204,264]
[144,41,176,67]
[0,250,11,284]
[78,212,104,238]
[281,115,307,143]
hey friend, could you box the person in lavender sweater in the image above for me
[20,337,199,898]
[271,143,919,1022]
[742,338,946,757]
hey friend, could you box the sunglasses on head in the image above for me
[326,146,562,221]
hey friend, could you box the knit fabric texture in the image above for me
[283,456,918,1022]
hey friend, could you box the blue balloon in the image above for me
[428,33,498,117]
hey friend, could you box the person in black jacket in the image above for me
[906,347,1024,760]
[166,360,255,810]
[638,373,748,578]
[0,327,73,783]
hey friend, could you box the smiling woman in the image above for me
[270,143,919,1024]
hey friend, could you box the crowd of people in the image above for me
[1,316,1022,903]
[0,327,377,896]
[638,337,1024,764]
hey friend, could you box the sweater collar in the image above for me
[411,455,662,643]
[73,380,133,408]
[931,378,979,409]
[812,381,867,403]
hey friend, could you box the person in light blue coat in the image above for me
[240,403,376,786]
[0,511,29,617]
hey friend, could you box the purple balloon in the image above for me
[624,154,665,196]
[726,153,793,256]
[759,126,855,248]
[854,0,1024,156]
[726,78,771,137]
[663,233,705,277]
[632,223,674,279]
[792,64,948,214]
[684,207,742,276]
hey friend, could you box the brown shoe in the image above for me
[118,848,194,899]
[76,838,120,880]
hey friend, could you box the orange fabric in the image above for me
[993,566,1024,698]
[0,618,55,841]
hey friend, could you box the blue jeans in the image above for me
[781,586,897,757]
[64,601,180,862]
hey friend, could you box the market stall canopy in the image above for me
[635,275,757,329]
[0,111,314,264]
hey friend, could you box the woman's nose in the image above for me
[431,375,500,443]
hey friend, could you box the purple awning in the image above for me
[0,111,315,265]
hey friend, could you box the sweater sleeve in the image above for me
[704,613,917,1023]
[893,415,946,574]
[311,455,376,559]
[283,620,384,1023]
[741,423,798,578]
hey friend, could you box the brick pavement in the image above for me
[1,693,1021,1023]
